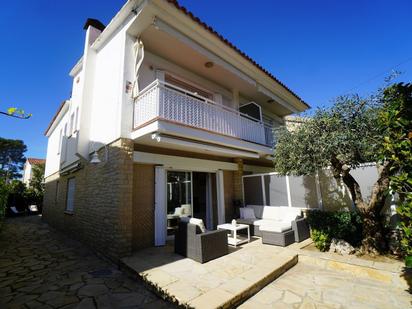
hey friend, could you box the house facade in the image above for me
[43,0,309,261]
[22,158,45,186]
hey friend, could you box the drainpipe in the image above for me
[132,39,144,99]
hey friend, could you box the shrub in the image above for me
[311,229,330,251]
[307,209,363,250]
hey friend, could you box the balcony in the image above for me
[133,80,274,148]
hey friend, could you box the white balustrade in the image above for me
[134,80,274,147]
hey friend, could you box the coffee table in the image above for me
[217,223,250,247]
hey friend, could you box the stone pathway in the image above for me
[0,216,175,309]
[240,261,411,309]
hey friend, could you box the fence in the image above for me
[242,163,387,211]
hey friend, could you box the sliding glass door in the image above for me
[167,171,192,217]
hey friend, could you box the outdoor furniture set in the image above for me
[174,205,310,263]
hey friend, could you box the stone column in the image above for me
[233,158,244,203]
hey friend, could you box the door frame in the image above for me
[154,167,225,246]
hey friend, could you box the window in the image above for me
[58,128,63,154]
[165,74,213,100]
[74,107,79,133]
[69,112,75,135]
[65,178,75,212]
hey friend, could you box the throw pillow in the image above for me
[189,218,206,233]
[240,207,256,219]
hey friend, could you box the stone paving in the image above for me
[121,238,298,308]
[240,261,411,309]
[0,216,175,309]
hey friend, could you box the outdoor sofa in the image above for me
[174,219,228,263]
[236,206,310,246]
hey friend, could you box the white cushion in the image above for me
[181,204,191,215]
[240,207,256,219]
[260,222,292,233]
[173,207,183,216]
[189,218,206,233]
[262,207,280,220]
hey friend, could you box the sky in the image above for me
[1,0,411,160]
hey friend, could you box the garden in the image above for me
[273,82,412,267]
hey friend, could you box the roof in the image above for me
[83,18,106,32]
[166,0,310,108]
[44,100,67,136]
[27,158,46,165]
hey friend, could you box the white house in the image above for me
[43,0,309,260]
[22,158,45,186]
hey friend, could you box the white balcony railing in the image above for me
[134,80,274,147]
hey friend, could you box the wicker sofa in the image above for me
[174,221,228,263]
[236,206,310,246]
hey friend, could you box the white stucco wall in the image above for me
[89,30,125,146]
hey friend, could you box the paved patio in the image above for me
[0,216,175,309]
[240,261,411,309]
[121,238,298,308]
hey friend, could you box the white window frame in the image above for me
[65,177,76,213]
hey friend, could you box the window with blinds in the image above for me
[165,74,213,100]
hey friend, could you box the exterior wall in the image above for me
[43,138,134,261]
[132,163,155,250]
[90,31,125,146]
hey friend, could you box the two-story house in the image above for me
[43,0,309,261]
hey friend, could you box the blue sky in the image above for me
[1,0,411,159]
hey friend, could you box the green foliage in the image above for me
[311,229,330,251]
[0,178,8,228]
[7,180,27,211]
[274,95,381,176]
[0,137,27,180]
[307,210,363,251]
[0,107,32,119]
[29,164,45,195]
[379,83,412,260]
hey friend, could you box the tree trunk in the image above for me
[330,156,390,254]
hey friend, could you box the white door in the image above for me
[155,166,167,246]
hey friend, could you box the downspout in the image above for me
[132,38,144,99]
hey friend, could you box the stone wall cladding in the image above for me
[233,158,244,203]
[223,171,235,221]
[132,164,155,250]
[42,138,134,261]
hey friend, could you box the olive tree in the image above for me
[273,92,390,253]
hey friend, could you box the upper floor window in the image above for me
[69,112,75,136]
[58,128,63,154]
[74,107,79,133]
[165,74,213,100]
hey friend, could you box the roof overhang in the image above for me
[89,0,309,112]
[44,100,69,136]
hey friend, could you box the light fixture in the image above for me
[90,151,101,164]
[204,61,214,68]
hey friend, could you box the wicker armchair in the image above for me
[292,217,310,242]
[174,221,228,263]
